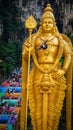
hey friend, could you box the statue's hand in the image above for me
[26,39,32,47]
[53,69,65,79]
[24,40,33,52]
[22,43,33,60]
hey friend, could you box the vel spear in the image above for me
[20,15,37,130]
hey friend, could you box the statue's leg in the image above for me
[28,84,36,130]
[34,85,43,130]
[29,84,43,130]
[47,85,66,130]
[53,90,65,130]
[47,88,58,130]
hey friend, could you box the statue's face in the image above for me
[41,18,54,32]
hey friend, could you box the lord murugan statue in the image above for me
[20,4,72,130]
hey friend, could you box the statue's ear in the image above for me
[53,21,56,26]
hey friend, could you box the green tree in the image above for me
[0,0,23,81]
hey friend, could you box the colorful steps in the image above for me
[0,69,21,130]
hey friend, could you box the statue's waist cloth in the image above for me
[29,63,67,94]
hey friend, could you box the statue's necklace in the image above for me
[44,44,53,56]
[40,37,54,55]
[32,35,63,74]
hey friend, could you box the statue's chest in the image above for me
[35,37,59,55]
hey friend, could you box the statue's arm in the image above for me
[53,39,71,79]
[62,41,71,72]
[22,34,37,60]
[22,35,36,83]
[22,38,31,61]
[22,42,28,85]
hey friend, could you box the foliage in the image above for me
[0,40,22,79]
[0,0,23,80]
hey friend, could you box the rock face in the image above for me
[63,3,73,34]
[21,0,73,34]
[1,0,73,39]
[21,0,42,22]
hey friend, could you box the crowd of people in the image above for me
[0,67,22,130]
[2,67,22,88]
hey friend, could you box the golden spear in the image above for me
[21,16,37,130]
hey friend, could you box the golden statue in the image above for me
[20,4,72,130]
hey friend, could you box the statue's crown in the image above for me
[44,4,53,13]
[41,4,55,21]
